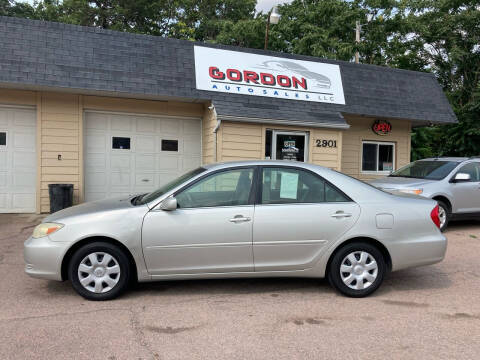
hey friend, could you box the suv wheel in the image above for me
[69,242,131,301]
[436,200,450,232]
[328,242,386,297]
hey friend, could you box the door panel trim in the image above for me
[145,241,252,249]
[254,240,327,246]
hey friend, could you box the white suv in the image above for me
[369,157,480,231]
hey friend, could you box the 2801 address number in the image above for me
[315,139,337,148]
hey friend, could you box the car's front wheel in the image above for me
[68,242,131,301]
[328,242,386,297]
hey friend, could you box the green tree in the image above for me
[399,0,480,157]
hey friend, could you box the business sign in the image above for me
[372,119,392,135]
[194,46,346,105]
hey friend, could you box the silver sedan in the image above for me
[24,161,447,300]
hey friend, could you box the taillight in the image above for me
[431,205,440,229]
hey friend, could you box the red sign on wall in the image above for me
[372,120,392,135]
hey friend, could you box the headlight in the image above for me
[398,188,423,195]
[32,223,64,238]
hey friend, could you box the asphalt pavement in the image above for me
[0,214,479,360]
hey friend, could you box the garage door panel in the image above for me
[86,114,108,130]
[86,134,106,151]
[136,154,155,171]
[85,172,106,187]
[13,152,36,169]
[0,112,7,125]
[136,117,156,133]
[135,173,155,186]
[184,136,201,155]
[110,172,131,186]
[85,111,201,202]
[110,115,133,131]
[13,111,36,127]
[136,136,156,152]
[183,156,201,171]
[13,172,36,188]
[13,193,35,209]
[160,119,181,134]
[0,152,6,167]
[183,119,201,135]
[111,154,131,169]
[158,155,181,171]
[0,173,6,186]
[85,153,106,169]
[85,192,105,202]
[13,133,35,150]
[0,107,36,213]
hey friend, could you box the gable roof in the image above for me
[0,16,457,127]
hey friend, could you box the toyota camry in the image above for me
[24,161,447,300]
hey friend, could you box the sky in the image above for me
[255,0,293,13]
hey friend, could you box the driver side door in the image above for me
[142,167,256,276]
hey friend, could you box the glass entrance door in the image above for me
[271,131,309,162]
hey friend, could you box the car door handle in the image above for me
[229,216,251,223]
[331,212,352,218]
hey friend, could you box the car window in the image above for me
[390,161,459,180]
[457,163,480,182]
[261,167,349,204]
[176,168,254,208]
[138,167,207,205]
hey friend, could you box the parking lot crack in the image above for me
[129,308,161,360]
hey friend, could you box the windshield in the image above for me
[136,167,207,205]
[390,161,459,180]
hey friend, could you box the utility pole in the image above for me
[264,7,280,50]
[355,20,361,64]
[264,12,271,50]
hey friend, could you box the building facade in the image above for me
[0,16,456,213]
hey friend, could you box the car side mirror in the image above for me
[453,173,471,183]
[160,197,177,211]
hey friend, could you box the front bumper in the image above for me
[389,233,447,272]
[24,236,69,281]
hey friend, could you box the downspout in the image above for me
[209,104,220,162]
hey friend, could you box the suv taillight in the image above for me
[431,205,440,229]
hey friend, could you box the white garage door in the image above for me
[84,111,202,202]
[0,107,37,213]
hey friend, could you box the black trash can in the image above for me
[48,184,74,213]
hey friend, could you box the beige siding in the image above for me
[0,89,36,106]
[39,93,81,213]
[219,122,263,162]
[310,128,343,171]
[202,104,216,164]
[341,115,411,180]
[217,121,342,170]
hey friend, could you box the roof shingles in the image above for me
[0,16,456,126]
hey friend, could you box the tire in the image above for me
[436,200,450,232]
[328,242,386,298]
[68,242,131,301]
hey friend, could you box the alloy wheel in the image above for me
[438,205,447,229]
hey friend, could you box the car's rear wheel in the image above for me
[328,242,385,297]
[69,242,130,301]
[436,200,450,232]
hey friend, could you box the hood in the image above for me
[43,195,139,222]
[368,176,438,190]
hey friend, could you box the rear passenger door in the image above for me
[252,167,360,272]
